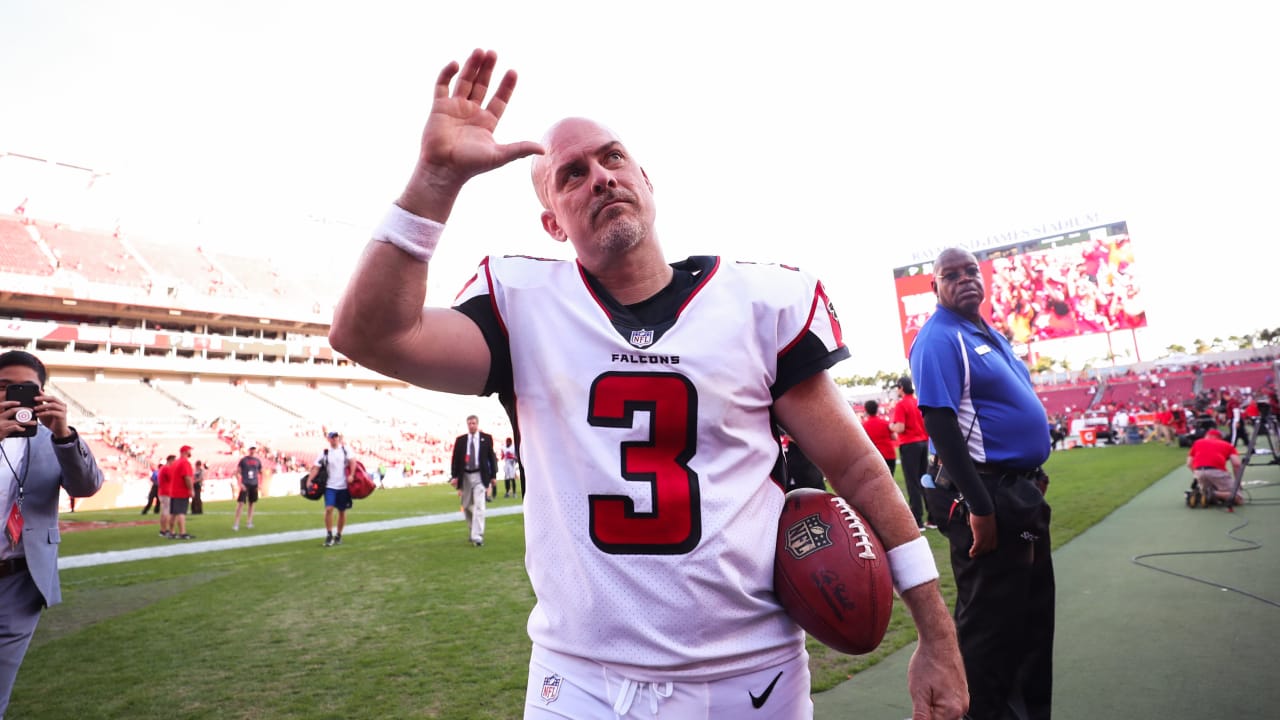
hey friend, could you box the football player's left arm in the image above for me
[775,372,967,720]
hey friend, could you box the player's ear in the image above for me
[641,166,653,193]
[541,210,568,243]
[931,280,938,294]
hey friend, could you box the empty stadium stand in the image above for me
[128,236,242,300]
[1036,382,1098,418]
[1201,362,1274,394]
[154,379,306,428]
[48,378,191,423]
[1102,371,1197,409]
[35,221,150,289]
[212,252,329,311]
[0,215,56,276]
[245,383,369,428]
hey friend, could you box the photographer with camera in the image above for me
[0,350,104,715]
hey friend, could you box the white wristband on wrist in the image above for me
[887,536,939,594]
[373,203,444,262]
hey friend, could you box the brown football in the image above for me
[774,488,893,655]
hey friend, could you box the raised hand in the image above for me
[401,49,543,219]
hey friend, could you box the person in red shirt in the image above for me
[1154,404,1175,447]
[156,454,176,538]
[861,400,898,474]
[167,445,196,539]
[1171,404,1189,436]
[890,376,933,530]
[1187,429,1243,505]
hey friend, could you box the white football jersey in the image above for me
[454,255,847,682]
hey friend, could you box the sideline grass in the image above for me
[12,444,1186,718]
[56,483,480,555]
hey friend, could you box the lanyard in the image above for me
[1,439,28,510]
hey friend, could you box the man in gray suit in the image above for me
[0,350,103,717]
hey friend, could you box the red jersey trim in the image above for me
[577,260,613,320]
[779,285,823,357]
[675,256,721,317]
[480,257,509,338]
[815,280,842,347]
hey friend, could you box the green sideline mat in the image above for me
[813,460,1280,720]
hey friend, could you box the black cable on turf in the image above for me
[1130,509,1280,609]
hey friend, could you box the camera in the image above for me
[5,381,39,438]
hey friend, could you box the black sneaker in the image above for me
[178,533,195,540]
[333,535,342,545]
[324,536,334,547]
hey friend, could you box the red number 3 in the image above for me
[587,372,701,555]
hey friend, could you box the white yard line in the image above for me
[59,505,525,569]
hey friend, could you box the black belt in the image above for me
[972,462,1038,479]
[1194,466,1223,471]
[465,468,479,473]
[0,556,28,579]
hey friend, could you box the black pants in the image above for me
[898,440,931,527]
[944,476,1055,720]
[142,484,161,514]
[191,482,203,514]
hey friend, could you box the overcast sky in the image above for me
[1,0,1275,376]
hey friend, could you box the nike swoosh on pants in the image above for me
[749,670,784,709]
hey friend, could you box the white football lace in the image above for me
[831,497,876,560]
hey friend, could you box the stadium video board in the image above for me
[892,220,1145,357]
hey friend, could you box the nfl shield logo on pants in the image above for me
[629,328,655,348]
[541,673,563,704]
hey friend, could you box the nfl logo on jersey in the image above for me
[783,514,833,560]
[541,673,563,704]
[629,328,655,348]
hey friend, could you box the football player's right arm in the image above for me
[330,50,541,395]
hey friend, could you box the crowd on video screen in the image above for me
[990,233,1145,344]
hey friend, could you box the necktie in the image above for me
[469,436,477,470]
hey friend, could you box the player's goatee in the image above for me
[599,218,646,254]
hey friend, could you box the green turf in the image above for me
[10,444,1187,718]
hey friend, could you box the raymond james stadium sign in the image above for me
[906,212,1104,264]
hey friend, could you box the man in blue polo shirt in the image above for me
[910,247,1054,720]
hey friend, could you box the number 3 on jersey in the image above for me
[587,372,701,555]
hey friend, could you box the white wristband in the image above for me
[887,536,939,594]
[373,203,444,262]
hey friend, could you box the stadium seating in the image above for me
[1036,383,1097,418]
[245,383,372,427]
[128,236,244,300]
[0,216,56,276]
[35,221,150,289]
[1102,371,1196,410]
[1201,362,1274,395]
[212,252,329,311]
[156,379,305,428]
[49,378,191,423]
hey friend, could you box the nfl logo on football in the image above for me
[784,514,833,560]
[540,673,563,704]
[629,328,654,348]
